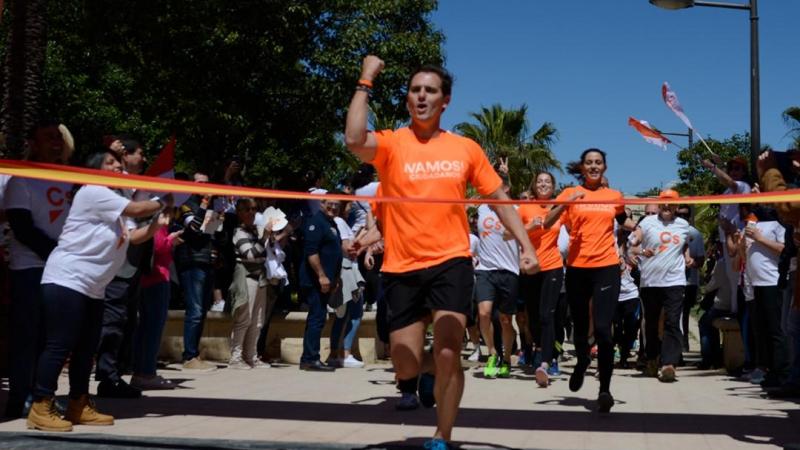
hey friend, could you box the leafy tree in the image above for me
[674,133,751,197]
[455,104,560,195]
[0,0,444,190]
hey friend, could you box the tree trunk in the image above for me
[0,0,47,157]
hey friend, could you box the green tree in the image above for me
[0,0,444,189]
[454,104,560,195]
[674,133,751,197]
[783,106,800,149]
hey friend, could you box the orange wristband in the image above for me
[357,78,373,88]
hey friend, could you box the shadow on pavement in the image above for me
[77,394,800,448]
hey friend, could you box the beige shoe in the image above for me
[26,397,73,432]
[65,395,114,426]
[182,357,217,372]
[659,365,677,383]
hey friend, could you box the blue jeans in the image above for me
[330,297,364,352]
[301,287,328,364]
[180,267,214,361]
[34,284,104,399]
[134,282,171,375]
[699,308,731,367]
[7,268,44,410]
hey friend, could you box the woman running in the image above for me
[545,148,628,413]
[515,172,563,387]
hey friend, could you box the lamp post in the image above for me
[650,0,760,174]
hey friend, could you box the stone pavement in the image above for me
[1,348,799,450]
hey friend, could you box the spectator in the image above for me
[228,198,269,369]
[174,173,218,371]
[677,205,705,353]
[329,199,366,368]
[4,120,72,418]
[27,151,168,432]
[299,197,343,371]
[95,139,158,399]
[131,209,183,389]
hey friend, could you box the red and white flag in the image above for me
[145,135,190,205]
[628,117,672,151]
[662,82,694,130]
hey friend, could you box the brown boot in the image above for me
[26,397,73,432]
[65,395,114,426]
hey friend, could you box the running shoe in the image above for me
[535,366,549,387]
[516,350,527,366]
[484,354,499,378]
[597,391,614,413]
[497,362,511,378]
[749,368,766,385]
[418,372,436,408]
[590,345,598,359]
[659,365,676,383]
[467,347,481,362]
[547,360,561,377]
[395,392,420,411]
[569,363,587,392]
[423,438,450,450]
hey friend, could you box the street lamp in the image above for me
[650,0,760,173]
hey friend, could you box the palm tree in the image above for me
[0,0,47,156]
[783,106,800,149]
[455,104,560,194]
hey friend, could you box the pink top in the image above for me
[140,227,175,288]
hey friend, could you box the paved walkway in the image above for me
[1,347,799,450]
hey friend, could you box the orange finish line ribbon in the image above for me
[1,159,799,206]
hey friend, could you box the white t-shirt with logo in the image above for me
[686,225,704,286]
[638,215,691,288]
[720,181,751,229]
[746,221,785,286]
[475,204,519,274]
[4,177,73,270]
[41,185,131,299]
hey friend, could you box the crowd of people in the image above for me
[0,55,798,449]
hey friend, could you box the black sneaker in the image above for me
[597,392,614,413]
[97,379,142,398]
[299,360,336,372]
[418,373,436,408]
[569,364,587,392]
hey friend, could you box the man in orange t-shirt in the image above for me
[345,55,538,448]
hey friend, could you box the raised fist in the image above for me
[361,55,385,81]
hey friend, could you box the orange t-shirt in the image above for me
[557,185,624,268]
[518,203,562,271]
[371,128,502,273]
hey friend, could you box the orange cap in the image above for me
[658,189,680,199]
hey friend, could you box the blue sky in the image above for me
[430,1,800,195]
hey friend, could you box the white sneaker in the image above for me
[210,300,225,312]
[250,359,271,369]
[467,347,481,362]
[131,374,176,390]
[228,358,252,370]
[342,355,365,368]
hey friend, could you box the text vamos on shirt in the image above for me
[371,128,502,273]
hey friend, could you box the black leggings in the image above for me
[565,265,620,394]
[34,284,104,399]
[523,268,564,365]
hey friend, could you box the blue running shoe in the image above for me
[517,350,527,367]
[395,392,419,411]
[547,360,561,377]
[418,372,436,408]
[424,438,450,450]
